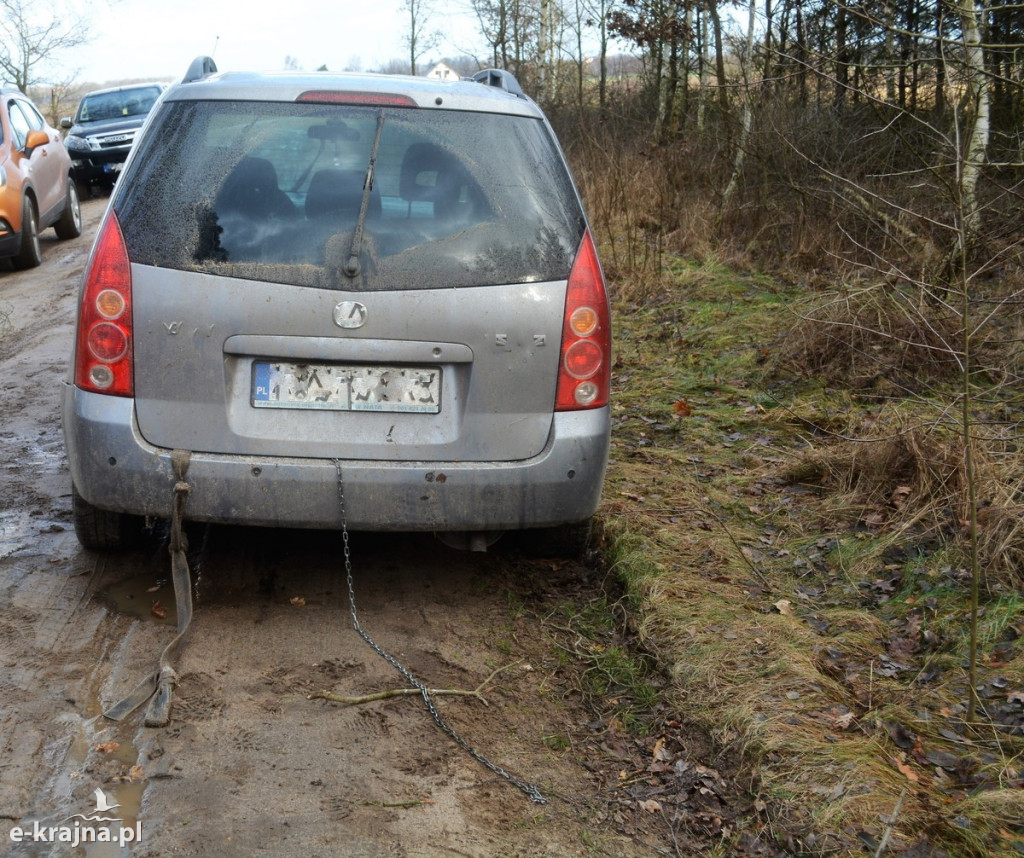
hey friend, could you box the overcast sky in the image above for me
[66,0,486,85]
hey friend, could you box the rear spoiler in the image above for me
[472,69,527,100]
[183,56,218,84]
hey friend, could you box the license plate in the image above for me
[252,362,440,413]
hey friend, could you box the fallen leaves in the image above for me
[586,718,739,841]
[672,398,692,417]
[894,756,919,783]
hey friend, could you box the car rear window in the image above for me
[115,100,586,291]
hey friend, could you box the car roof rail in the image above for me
[183,56,218,84]
[471,69,527,99]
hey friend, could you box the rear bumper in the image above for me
[62,384,610,531]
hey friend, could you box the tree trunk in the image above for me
[708,1,729,115]
[719,0,757,217]
[795,2,807,107]
[934,0,947,117]
[599,0,608,110]
[834,3,849,113]
[958,0,990,248]
[697,4,710,131]
[539,0,549,101]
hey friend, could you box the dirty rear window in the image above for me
[115,100,585,291]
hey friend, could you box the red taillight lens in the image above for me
[555,230,611,411]
[74,214,134,396]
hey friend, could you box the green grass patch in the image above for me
[598,258,1024,855]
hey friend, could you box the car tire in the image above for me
[13,196,41,269]
[521,519,593,559]
[54,180,83,239]
[71,483,143,550]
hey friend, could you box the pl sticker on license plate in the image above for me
[252,362,440,413]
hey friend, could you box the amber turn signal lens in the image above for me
[569,306,598,336]
[95,289,126,319]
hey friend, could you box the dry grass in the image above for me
[768,286,968,393]
[597,264,1024,855]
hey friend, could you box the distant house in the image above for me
[426,62,458,81]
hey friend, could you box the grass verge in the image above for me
[597,260,1024,856]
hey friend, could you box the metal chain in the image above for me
[332,460,546,805]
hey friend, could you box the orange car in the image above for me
[0,87,81,268]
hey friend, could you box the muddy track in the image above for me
[0,199,694,857]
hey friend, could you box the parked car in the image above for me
[62,58,611,554]
[0,87,81,269]
[61,83,164,193]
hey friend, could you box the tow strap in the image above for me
[103,450,194,727]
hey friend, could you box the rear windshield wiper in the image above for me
[344,110,385,279]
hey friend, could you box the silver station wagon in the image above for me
[62,59,611,554]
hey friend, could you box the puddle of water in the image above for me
[0,508,34,558]
[24,714,148,858]
[82,781,146,858]
[24,437,65,471]
[98,574,178,626]
[0,507,71,559]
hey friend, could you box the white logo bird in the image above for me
[94,788,121,813]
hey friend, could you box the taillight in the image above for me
[555,230,611,411]
[74,214,133,396]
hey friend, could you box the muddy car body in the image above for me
[62,59,611,552]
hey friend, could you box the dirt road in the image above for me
[0,200,673,857]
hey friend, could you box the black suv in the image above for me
[61,84,165,192]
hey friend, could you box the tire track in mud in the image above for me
[0,198,138,834]
[0,238,94,364]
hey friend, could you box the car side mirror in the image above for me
[24,129,50,156]
[60,117,72,129]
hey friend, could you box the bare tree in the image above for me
[581,0,617,109]
[0,0,89,92]
[403,0,441,76]
[473,0,538,80]
[718,0,757,216]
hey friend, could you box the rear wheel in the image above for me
[13,196,41,269]
[54,180,83,239]
[71,483,143,550]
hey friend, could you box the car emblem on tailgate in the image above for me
[333,301,367,329]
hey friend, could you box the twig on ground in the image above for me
[874,788,906,858]
[362,799,435,809]
[309,661,520,707]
